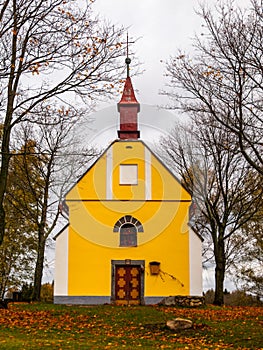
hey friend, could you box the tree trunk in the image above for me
[32,232,46,301]
[0,205,5,246]
[0,123,12,245]
[213,237,225,306]
[0,2,18,245]
[32,156,51,302]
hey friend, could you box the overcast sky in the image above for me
[82,0,207,148]
[93,0,204,107]
[92,0,251,107]
[84,0,252,148]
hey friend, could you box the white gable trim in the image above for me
[189,227,203,296]
[106,147,113,199]
[54,226,69,296]
[145,147,152,200]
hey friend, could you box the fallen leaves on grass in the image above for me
[0,304,262,349]
[160,305,263,322]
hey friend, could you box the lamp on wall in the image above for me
[149,261,160,275]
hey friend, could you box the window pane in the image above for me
[120,224,137,247]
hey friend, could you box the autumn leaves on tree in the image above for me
[0,0,127,300]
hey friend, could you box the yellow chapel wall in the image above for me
[68,203,192,296]
[65,140,192,298]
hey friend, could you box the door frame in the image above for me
[111,259,145,305]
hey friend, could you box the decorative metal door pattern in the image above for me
[115,265,141,305]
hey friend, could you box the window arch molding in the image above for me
[113,215,144,233]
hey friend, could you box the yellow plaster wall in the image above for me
[151,153,190,200]
[66,153,107,200]
[67,201,190,297]
[66,140,192,298]
[67,200,189,247]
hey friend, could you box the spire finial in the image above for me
[125,32,132,78]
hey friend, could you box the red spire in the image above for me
[118,77,139,105]
[117,77,140,140]
[117,34,140,140]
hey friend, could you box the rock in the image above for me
[166,318,193,331]
[159,295,205,307]
[160,296,176,306]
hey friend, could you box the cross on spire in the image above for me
[117,32,140,140]
[125,32,134,78]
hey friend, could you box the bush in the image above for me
[224,290,262,306]
[21,283,33,302]
[40,282,53,302]
[204,289,263,306]
[204,289,215,304]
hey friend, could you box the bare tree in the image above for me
[162,0,263,175]
[11,110,97,301]
[230,177,263,298]
[160,118,262,305]
[0,0,128,244]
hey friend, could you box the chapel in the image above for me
[54,55,202,305]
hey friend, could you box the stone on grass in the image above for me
[166,318,193,331]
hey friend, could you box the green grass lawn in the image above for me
[0,302,262,349]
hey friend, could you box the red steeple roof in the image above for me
[117,51,140,140]
[118,77,139,106]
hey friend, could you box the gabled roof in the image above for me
[64,139,191,198]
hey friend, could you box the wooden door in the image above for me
[115,265,141,305]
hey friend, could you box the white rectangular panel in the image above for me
[119,164,138,185]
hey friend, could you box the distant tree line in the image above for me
[204,289,262,307]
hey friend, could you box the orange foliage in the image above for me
[0,305,262,349]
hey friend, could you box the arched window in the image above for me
[120,223,137,247]
[113,216,143,247]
